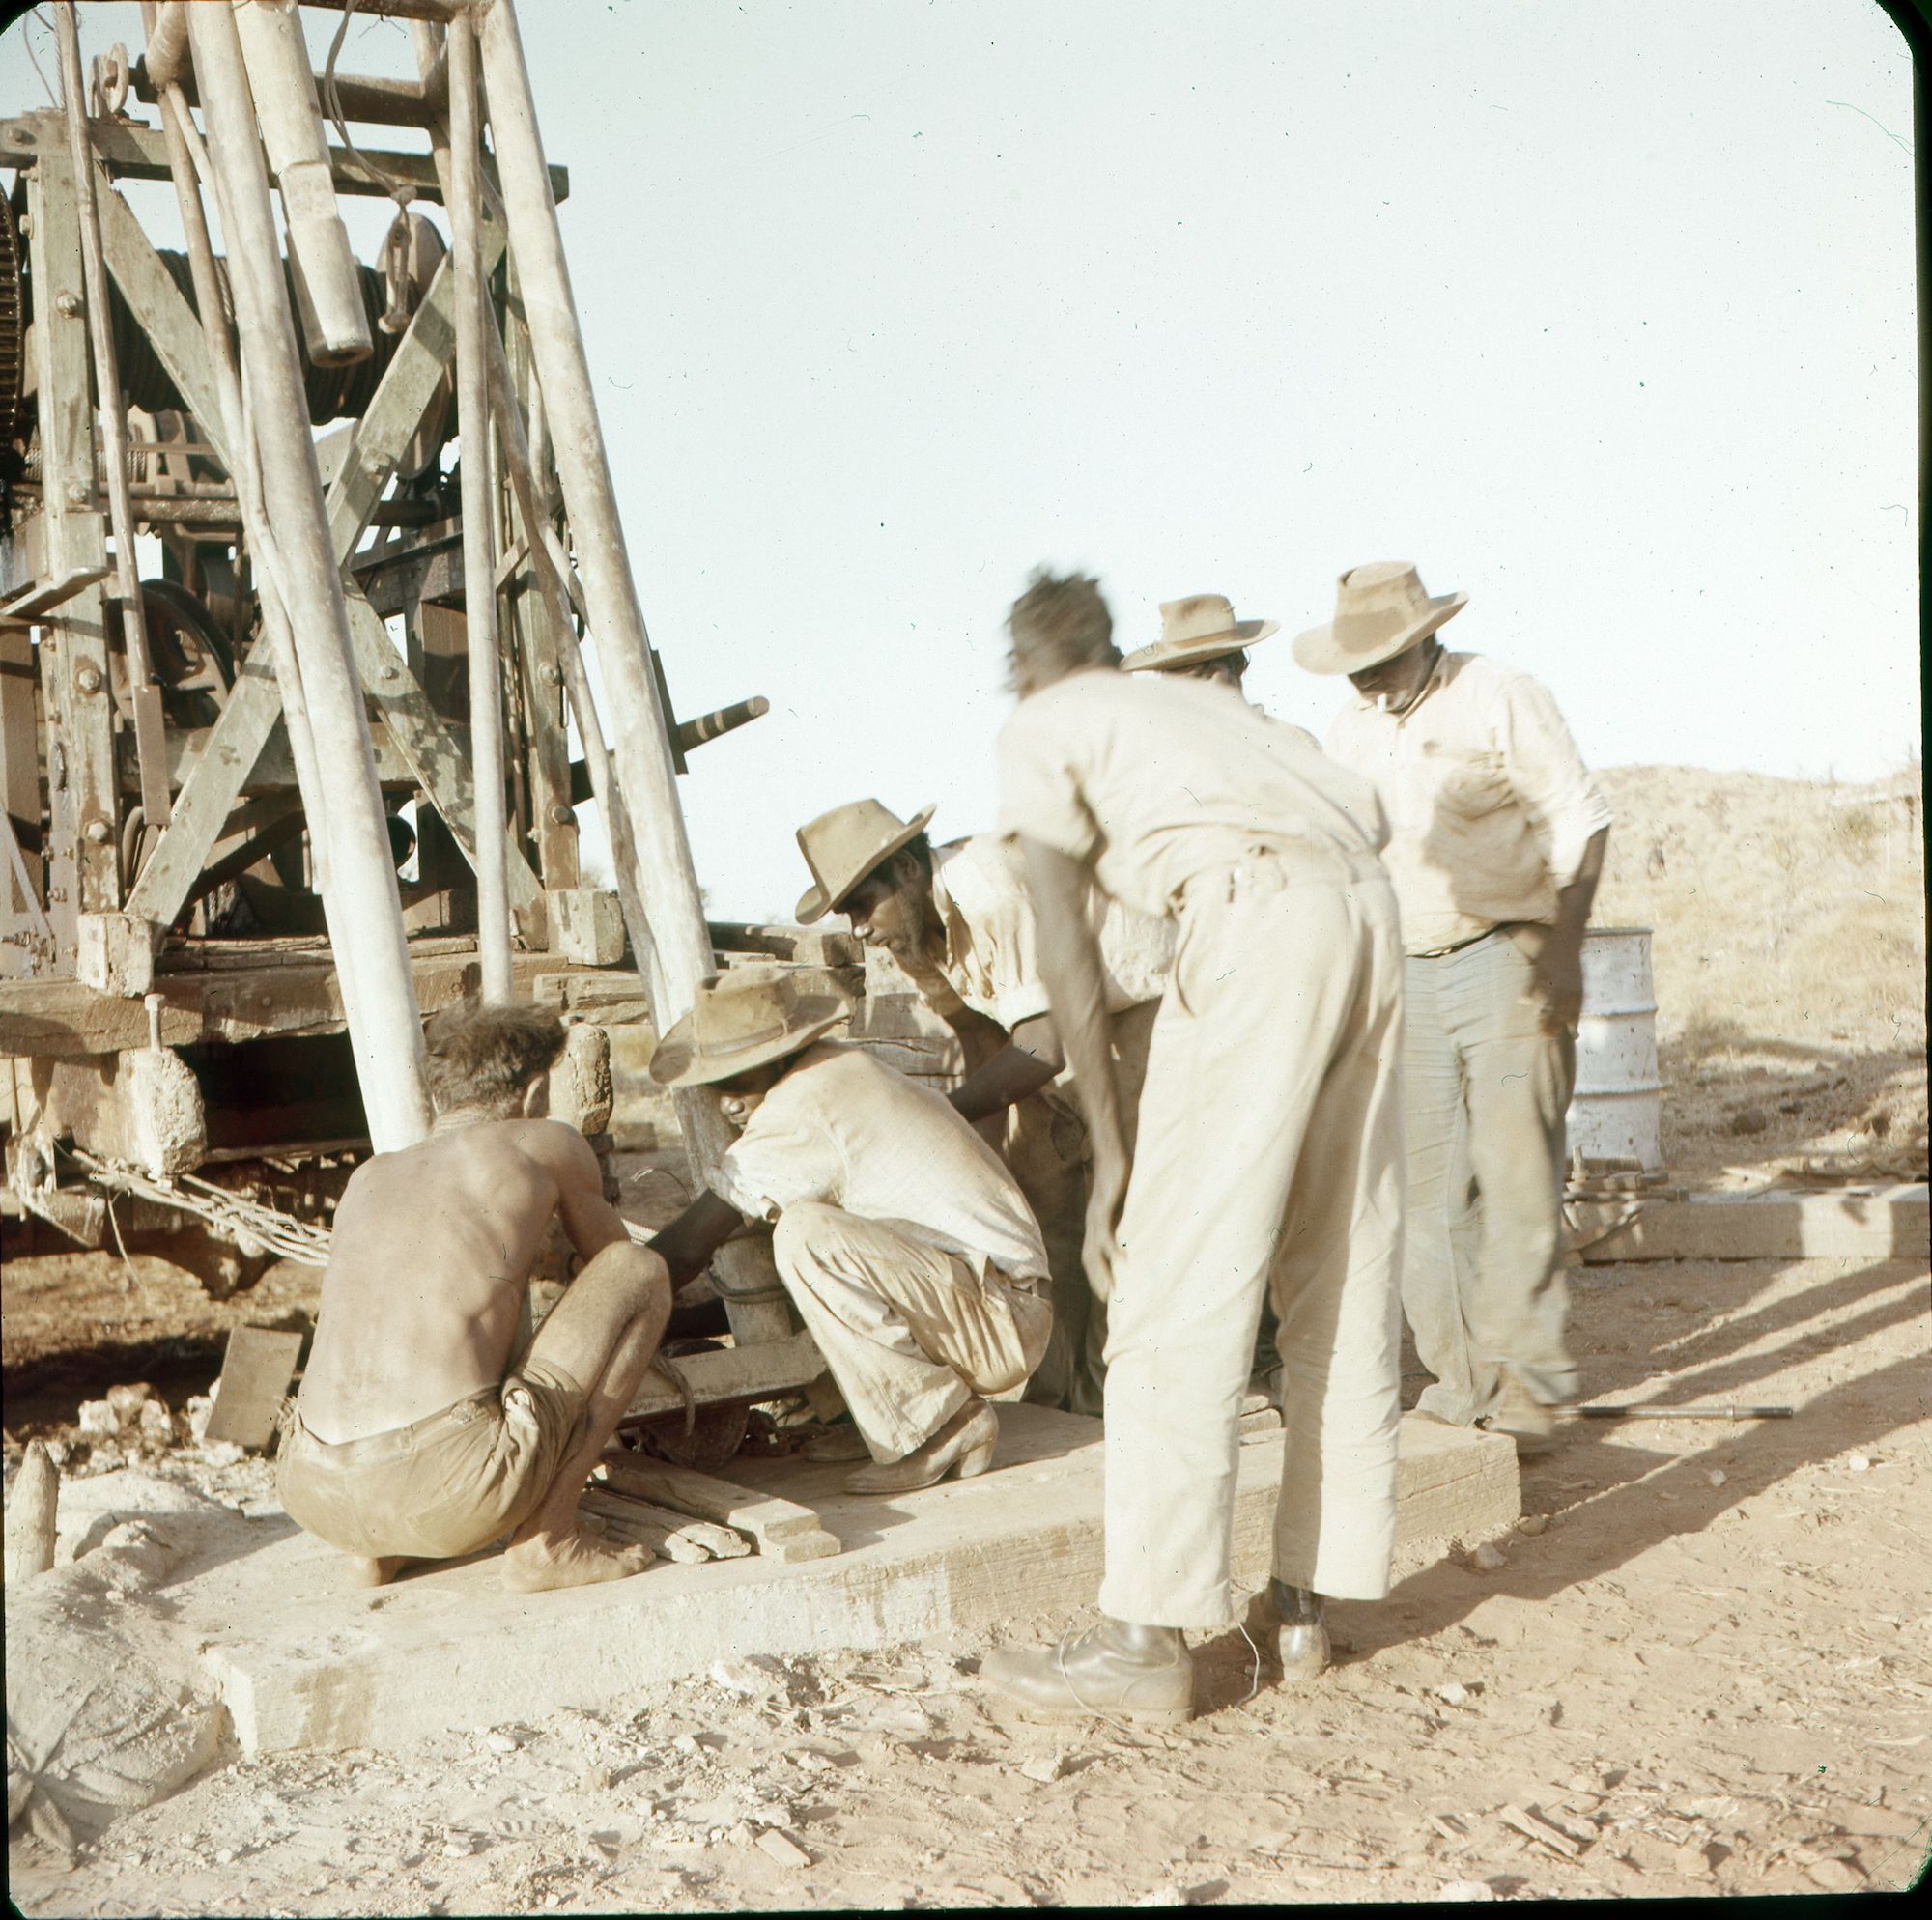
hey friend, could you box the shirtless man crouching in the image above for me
[277,1002,670,1592]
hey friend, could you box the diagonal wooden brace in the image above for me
[125,218,509,930]
[342,587,541,915]
[96,174,232,469]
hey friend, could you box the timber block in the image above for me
[74,913,157,997]
[117,1046,208,1178]
[550,1021,613,1135]
[550,889,626,966]
[1579,1187,1931,1263]
[1391,1411,1520,1548]
[43,1050,206,1179]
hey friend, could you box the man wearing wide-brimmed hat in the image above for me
[791,797,1171,1418]
[646,966,1054,1491]
[1120,592,1280,692]
[1295,561,1612,1454]
[980,569,1404,1723]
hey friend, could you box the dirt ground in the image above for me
[6,1243,1928,1914]
[5,762,1927,1908]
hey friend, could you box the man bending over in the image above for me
[648,965,1054,1491]
[278,1002,671,1591]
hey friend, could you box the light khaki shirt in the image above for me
[930,833,1173,1031]
[1324,650,1613,957]
[996,669,1388,920]
[714,1041,1050,1284]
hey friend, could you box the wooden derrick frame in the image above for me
[0,5,787,1427]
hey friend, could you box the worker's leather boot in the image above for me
[846,1398,998,1493]
[980,1617,1193,1724]
[1486,1371,1557,1456]
[1254,1578,1330,1682]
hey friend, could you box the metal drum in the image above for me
[1566,926,1663,1169]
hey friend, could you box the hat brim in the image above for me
[1122,618,1279,674]
[1291,594,1466,677]
[794,803,938,923]
[649,995,848,1089]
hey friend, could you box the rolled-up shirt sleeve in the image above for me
[1493,673,1613,887]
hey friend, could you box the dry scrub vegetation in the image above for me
[1592,765,1926,1181]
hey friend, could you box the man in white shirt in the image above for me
[791,798,1169,1416]
[648,967,1053,1491]
[1296,561,1612,1452]
[1120,591,1317,1398]
[980,570,1405,1723]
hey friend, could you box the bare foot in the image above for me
[500,1528,655,1593]
[346,1555,410,1588]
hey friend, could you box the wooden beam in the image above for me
[597,1452,841,1563]
[24,136,118,936]
[342,590,542,917]
[129,212,486,931]
[95,173,233,469]
[0,112,570,206]
[0,943,620,1057]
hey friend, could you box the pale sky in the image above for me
[5,1,1918,920]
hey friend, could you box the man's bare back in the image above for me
[299,1116,619,1444]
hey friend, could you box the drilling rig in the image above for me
[0,0,890,1461]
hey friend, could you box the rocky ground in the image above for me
[6,763,1926,1910]
[6,1247,1928,1914]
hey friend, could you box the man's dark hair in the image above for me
[422,1000,567,1115]
[1008,570,1119,678]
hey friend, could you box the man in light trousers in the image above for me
[980,570,1405,1723]
[790,796,1169,1417]
[646,966,1054,1490]
[1297,560,1611,1452]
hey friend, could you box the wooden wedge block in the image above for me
[599,1454,841,1556]
[755,1530,842,1564]
[583,1482,751,1560]
[576,1489,690,1562]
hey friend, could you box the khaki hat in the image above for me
[649,965,849,1089]
[1292,561,1466,676]
[1122,593,1280,674]
[793,798,937,924]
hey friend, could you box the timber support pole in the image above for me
[185,0,431,1150]
[478,0,792,1336]
[446,10,513,1002]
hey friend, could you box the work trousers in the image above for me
[771,1202,1054,1463]
[1402,928,1578,1426]
[1099,844,1406,1628]
[1011,999,1159,1419]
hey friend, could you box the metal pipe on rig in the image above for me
[54,1,173,838]
[185,0,430,1151]
[230,0,373,368]
[445,11,512,1003]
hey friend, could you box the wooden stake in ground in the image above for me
[4,1440,60,1584]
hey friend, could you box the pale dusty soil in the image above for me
[8,1250,1929,1914]
[1592,765,1926,1185]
